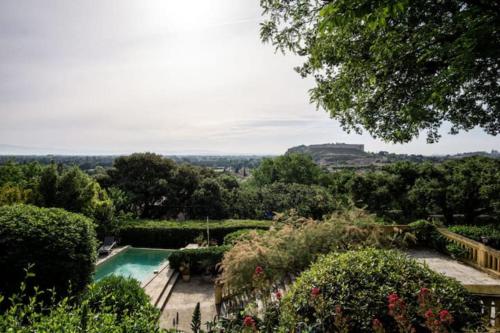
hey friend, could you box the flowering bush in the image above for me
[279,249,482,332]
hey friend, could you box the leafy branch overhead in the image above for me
[260,0,500,142]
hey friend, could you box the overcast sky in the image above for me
[0,0,498,155]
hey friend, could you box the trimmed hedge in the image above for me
[223,229,266,245]
[168,246,229,274]
[0,204,96,298]
[448,225,500,249]
[280,248,481,332]
[119,219,271,248]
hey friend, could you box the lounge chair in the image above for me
[98,236,116,256]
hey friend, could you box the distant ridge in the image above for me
[286,142,370,166]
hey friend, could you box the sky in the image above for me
[0,0,499,156]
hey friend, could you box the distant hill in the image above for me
[286,143,375,167]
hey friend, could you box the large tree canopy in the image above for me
[260,0,500,142]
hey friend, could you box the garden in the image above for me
[0,152,498,332]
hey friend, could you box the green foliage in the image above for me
[85,276,154,319]
[0,274,162,332]
[279,249,481,332]
[446,242,468,259]
[252,153,322,186]
[0,184,31,206]
[449,225,500,249]
[223,229,266,245]
[191,302,201,333]
[168,246,229,275]
[119,219,271,248]
[408,220,447,251]
[0,204,96,298]
[221,211,413,293]
[260,0,500,142]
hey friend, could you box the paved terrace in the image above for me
[408,249,500,295]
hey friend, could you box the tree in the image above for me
[260,0,500,143]
[108,153,177,218]
[252,153,323,186]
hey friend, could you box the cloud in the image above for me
[0,0,498,155]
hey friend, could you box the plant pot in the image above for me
[481,236,490,245]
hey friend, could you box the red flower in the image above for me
[311,287,321,297]
[387,293,399,304]
[419,287,430,295]
[243,316,255,327]
[275,291,282,300]
[254,266,264,276]
[388,303,396,311]
[425,309,434,319]
[439,309,452,323]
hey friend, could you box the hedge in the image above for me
[168,246,229,274]
[280,248,481,332]
[119,219,271,248]
[0,204,96,298]
[448,225,500,249]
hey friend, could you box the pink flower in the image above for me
[387,293,399,304]
[274,291,282,300]
[243,316,255,327]
[254,266,264,276]
[425,309,434,319]
[311,287,321,297]
[372,318,383,328]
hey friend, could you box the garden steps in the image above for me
[144,264,175,307]
[157,271,179,311]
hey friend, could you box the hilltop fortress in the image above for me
[286,143,369,167]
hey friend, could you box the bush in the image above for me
[407,220,447,251]
[448,225,500,249]
[168,246,229,274]
[0,274,161,332]
[280,249,481,332]
[0,204,96,298]
[223,229,266,245]
[85,276,153,319]
[119,219,271,248]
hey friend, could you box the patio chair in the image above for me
[98,236,116,256]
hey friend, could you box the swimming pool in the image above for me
[94,247,172,283]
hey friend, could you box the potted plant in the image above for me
[179,261,191,282]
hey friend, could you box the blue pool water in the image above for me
[94,247,172,283]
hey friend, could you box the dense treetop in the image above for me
[260,0,500,142]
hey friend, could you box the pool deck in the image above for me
[96,245,130,266]
[160,276,216,332]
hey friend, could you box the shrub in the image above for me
[279,249,481,332]
[0,204,96,298]
[223,229,266,245]
[85,276,153,319]
[407,220,447,251]
[119,219,271,248]
[0,274,161,332]
[448,225,500,249]
[168,246,229,274]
